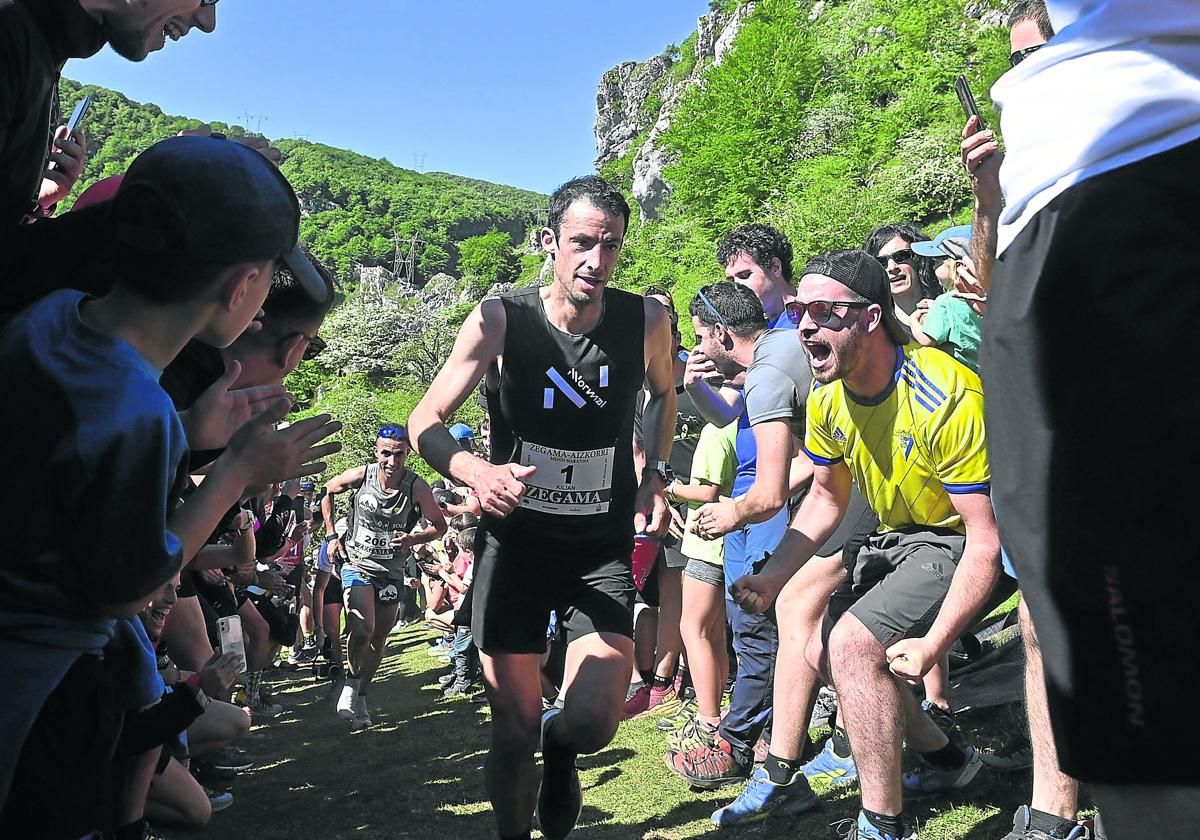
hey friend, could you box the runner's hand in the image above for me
[634,478,670,538]
[391,533,417,553]
[472,463,536,517]
[328,538,347,562]
[728,572,781,615]
[885,636,938,684]
[224,402,342,488]
[199,651,244,698]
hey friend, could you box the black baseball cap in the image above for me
[110,134,327,301]
[801,249,910,345]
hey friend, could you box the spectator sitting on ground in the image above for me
[0,135,341,833]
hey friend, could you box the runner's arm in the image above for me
[406,479,449,546]
[409,298,507,487]
[635,300,677,535]
[320,466,366,536]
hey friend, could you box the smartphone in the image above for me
[954,75,985,130]
[217,615,249,674]
[63,96,92,145]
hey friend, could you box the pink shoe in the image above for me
[623,683,652,719]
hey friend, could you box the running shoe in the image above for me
[802,736,858,787]
[248,690,283,717]
[1001,806,1093,840]
[809,685,838,729]
[833,811,916,840]
[536,707,582,840]
[426,641,452,657]
[656,696,697,732]
[336,681,358,720]
[437,672,456,688]
[901,744,983,797]
[204,787,234,813]
[295,641,319,663]
[667,715,718,753]
[654,683,690,719]
[622,683,677,719]
[205,746,254,771]
[711,766,820,826]
[625,679,646,702]
[667,738,751,790]
[921,699,960,742]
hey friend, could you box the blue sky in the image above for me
[68,1,709,194]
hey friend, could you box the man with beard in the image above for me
[731,250,1000,840]
[409,175,675,840]
[323,425,447,731]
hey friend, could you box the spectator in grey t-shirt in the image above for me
[686,282,814,541]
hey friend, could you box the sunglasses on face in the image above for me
[1009,44,1043,67]
[379,426,408,440]
[301,333,327,361]
[785,300,870,326]
[875,248,914,268]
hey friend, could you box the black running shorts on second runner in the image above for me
[467,529,635,655]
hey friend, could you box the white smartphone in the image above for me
[217,615,248,674]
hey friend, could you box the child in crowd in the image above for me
[908,225,985,373]
[0,135,340,834]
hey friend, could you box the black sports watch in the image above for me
[323,532,340,543]
[643,460,674,485]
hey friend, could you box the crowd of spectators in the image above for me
[0,1,1195,839]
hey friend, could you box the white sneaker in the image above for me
[336,680,358,720]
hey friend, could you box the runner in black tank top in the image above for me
[410,177,677,840]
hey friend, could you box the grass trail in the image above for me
[185,625,1035,839]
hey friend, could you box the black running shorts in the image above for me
[466,529,636,655]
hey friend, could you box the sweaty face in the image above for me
[104,0,218,61]
[544,200,625,306]
[876,235,917,300]
[140,575,180,641]
[376,438,409,479]
[794,274,868,385]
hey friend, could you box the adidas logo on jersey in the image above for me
[832,428,847,443]
[543,366,608,409]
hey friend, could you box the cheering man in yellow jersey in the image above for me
[729,250,1001,840]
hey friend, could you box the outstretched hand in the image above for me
[225,401,342,489]
[181,359,289,451]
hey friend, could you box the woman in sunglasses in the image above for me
[864,223,944,330]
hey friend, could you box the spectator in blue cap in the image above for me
[908,225,985,373]
[448,423,476,452]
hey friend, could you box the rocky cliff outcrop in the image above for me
[594,2,756,221]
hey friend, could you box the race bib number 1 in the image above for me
[518,441,614,515]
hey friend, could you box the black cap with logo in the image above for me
[801,249,910,345]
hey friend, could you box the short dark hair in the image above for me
[1009,0,1054,39]
[688,282,767,338]
[261,248,339,331]
[864,222,943,301]
[642,284,672,301]
[547,175,630,238]
[716,224,794,282]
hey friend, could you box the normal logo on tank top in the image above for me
[543,365,609,409]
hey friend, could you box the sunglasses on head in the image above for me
[378,426,407,440]
[695,288,729,328]
[1009,44,1043,67]
[785,300,870,326]
[875,248,914,267]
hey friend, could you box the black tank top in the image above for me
[485,286,645,555]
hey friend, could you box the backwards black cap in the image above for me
[110,134,327,302]
[801,249,910,345]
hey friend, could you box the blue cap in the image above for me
[448,423,474,441]
[911,225,972,259]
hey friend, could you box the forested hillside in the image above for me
[57,78,543,480]
[596,0,1011,330]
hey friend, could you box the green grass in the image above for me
[181,627,1036,839]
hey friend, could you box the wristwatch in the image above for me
[643,460,674,485]
[194,687,211,710]
[323,533,340,543]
